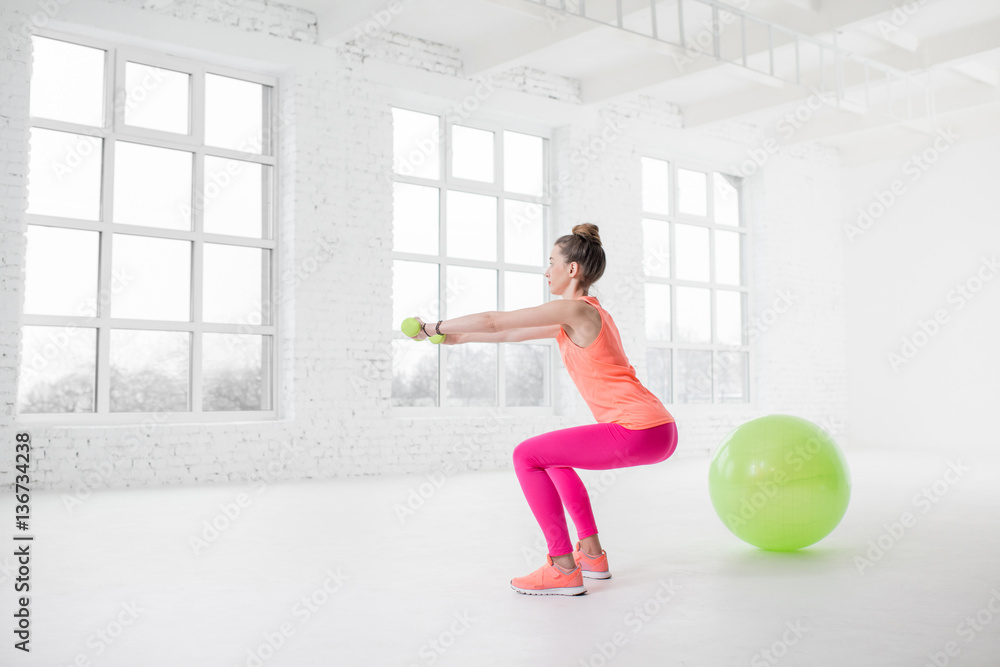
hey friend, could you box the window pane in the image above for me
[504,271,543,312]
[644,283,671,341]
[205,74,265,154]
[110,329,189,411]
[27,128,102,221]
[393,339,438,407]
[451,125,494,183]
[678,168,707,216]
[504,131,544,196]
[715,350,748,403]
[445,343,497,406]
[114,141,192,230]
[123,62,190,134]
[642,218,670,278]
[111,234,191,321]
[641,157,669,215]
[506,344,547,407]
[504,200,544,266]
[715,230,742,285]
[446,191,496,261]
[203,156,267,239]
[29,37,104,126]
[393,182,439,255]
[716,290,743,346]
[203,333,266,411]
[646,348,671,404]
[203,244,265,325]
[714,172,740,226]
[676,286,711,343]
[18,326,96,413]
[392,260,439,330]
[675,224,709,282]
[24,226,99,317]
[676,349,712,403]
[447,266,497,318]
[392,107,440,179]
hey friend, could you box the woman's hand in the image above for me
[408,317,430,341]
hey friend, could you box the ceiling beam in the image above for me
[317,0,415,47]
[861,17,1000,73]
[820,0,939,33]
[783,78,1000,145]
[574,0,934,104]
[466,0,653,76]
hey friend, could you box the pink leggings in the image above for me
[512,421,678,557]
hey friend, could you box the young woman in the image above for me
[408,223,678,596]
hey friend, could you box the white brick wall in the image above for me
[1,7,32,483]
[0,0,849,492]
[492,66,582,104]
[106,0,317,43]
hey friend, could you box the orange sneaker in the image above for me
[510,555,587,596]
[573,541,611,579]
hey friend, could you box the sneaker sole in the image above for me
[582,570,612,580]
[510,583,587,596]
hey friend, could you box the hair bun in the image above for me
[572,223,602,247]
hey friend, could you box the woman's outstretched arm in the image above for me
[437,300,576,335]
[457,325,562,344]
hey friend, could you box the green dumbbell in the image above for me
[400,317,445,344]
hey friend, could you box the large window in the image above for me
[641,157,749,404]
[18,32,278,421]
[390,106,552,411]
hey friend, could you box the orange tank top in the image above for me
[556,295,675,430]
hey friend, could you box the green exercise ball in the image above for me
[708,414,851,551]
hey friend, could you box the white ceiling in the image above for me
[284,0,1000,162]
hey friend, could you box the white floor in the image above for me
[2,447,999,667]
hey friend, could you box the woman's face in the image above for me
[545,245,577,296]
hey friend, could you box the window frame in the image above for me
[389,94,556,418]
[640,152,754,408]
[19,28,281,425]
